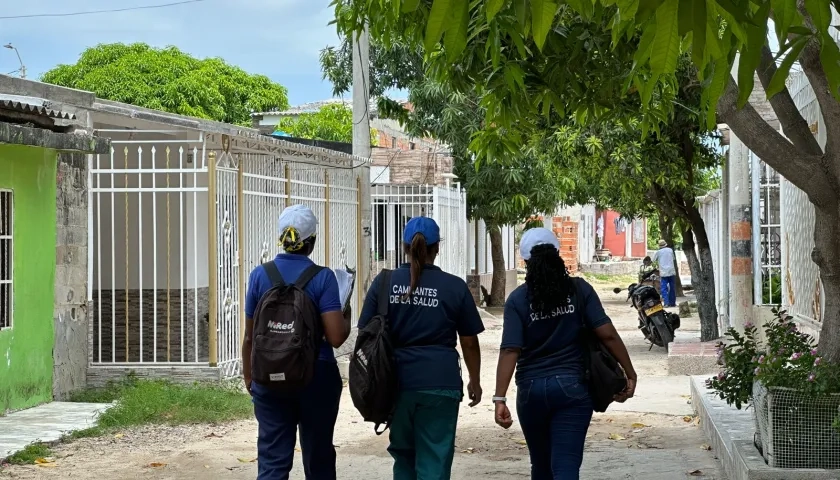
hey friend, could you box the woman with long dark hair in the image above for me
[493,227,636,480]
[358,216,485,479]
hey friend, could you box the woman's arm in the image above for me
[494,348,519,429]
[494,348,519,400]
[459,335,482,406]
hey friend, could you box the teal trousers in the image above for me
[388,391,460,480]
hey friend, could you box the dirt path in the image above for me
[1,284,724,479]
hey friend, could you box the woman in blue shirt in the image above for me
[493,228,637,480]
[358,216,485,479]
[241,204,351,480]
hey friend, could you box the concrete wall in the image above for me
[53,152,90,400]
[0,145,57,413]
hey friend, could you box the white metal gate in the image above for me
[89,130,210,366]
[212,146,242,377]
[371,184,468,279]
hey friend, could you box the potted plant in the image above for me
[707,308,840,469]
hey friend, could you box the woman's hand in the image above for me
[614,377,636,403]
[467,379,482,407]
[495,402,513,429]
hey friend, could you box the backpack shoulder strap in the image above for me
[262,261,285,287]
[377,269,392,317]
[293,264,325,289]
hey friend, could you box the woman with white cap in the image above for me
[242,204,351,480]
[358,216,485,479]
[492,227,636,480]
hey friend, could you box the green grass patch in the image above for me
[3,442,52,465]
[64,379,252,439]
[579,272,637,286]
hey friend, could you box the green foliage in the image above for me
[275,104,378,145]
[3,442,52,465]
[333,0,840,146]
[66,378,252,439]
[762,271,783,305]
[707,308,840,411]
[42,43,288,126]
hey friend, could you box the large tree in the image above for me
[43,43,288,126]
[337,0,840,360]
[275,103,378,145]
[321,38,563,305]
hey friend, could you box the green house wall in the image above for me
[0,144,57,412]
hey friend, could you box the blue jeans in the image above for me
[251,360,343,480]
[516,375,594,480]
[660,275,677,306]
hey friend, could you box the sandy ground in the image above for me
[0,283,724,479]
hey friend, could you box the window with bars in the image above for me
[0,190,11,329]
[751,153,782,305]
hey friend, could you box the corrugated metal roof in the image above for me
[0,94,76,120]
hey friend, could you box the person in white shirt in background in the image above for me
[652,240,678,307]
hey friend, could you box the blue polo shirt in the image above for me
[358,265,485,392]
[501,279,611,384]
[245,253,342,362]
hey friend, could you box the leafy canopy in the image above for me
[275,103,378,145]
[42,43,289,126]
[333,0,840,145]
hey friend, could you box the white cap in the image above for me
[520,227,560,261]
[277,204,318,240]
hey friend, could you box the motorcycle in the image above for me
[613,270,680,350]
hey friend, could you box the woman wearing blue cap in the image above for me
[492,227,636,480]
[358,216,485,479]
[242,204,352,480]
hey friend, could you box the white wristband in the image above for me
[492,396,507,403]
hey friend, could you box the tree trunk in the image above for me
[813,205,840,362]
[681,214,720,341]
[488,223,507,307]
[658,214,684,297]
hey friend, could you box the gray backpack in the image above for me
[251,262,324,390]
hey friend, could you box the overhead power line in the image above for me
[0,0,209,20]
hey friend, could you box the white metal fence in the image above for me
[470,218,515,275]
[371,184,468,280]
[89,132,210,365]
[89,130,364,376]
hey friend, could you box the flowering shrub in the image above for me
[707,308,840,411]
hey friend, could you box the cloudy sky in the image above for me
[0,0,344,106]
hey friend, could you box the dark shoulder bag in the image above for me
[573,278,628,413]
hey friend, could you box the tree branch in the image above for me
[757,44,823,156]
[718,76,833,206]
[798,1,840,167]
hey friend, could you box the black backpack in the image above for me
[573,278,628,412]
[250,261,324,391]
[349,270,398,435]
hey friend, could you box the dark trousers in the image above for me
[388,391,460,480]
[660,275,677,306]
[251,360,343,480]
[516,375,594,480]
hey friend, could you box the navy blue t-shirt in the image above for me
[358,265,485,392]
[501,278,611,384]
[245,254,343,362]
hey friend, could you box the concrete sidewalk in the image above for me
[0,402,110,459]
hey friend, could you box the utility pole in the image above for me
[351,26,373,331]
[351,29,371,159]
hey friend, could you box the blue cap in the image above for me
[403,216,440,244]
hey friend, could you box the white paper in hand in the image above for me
[333,266,356,311]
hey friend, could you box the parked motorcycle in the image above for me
[613,273,680,350]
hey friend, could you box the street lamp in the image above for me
[3,44,25,79]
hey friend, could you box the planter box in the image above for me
[753,382,840,469]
